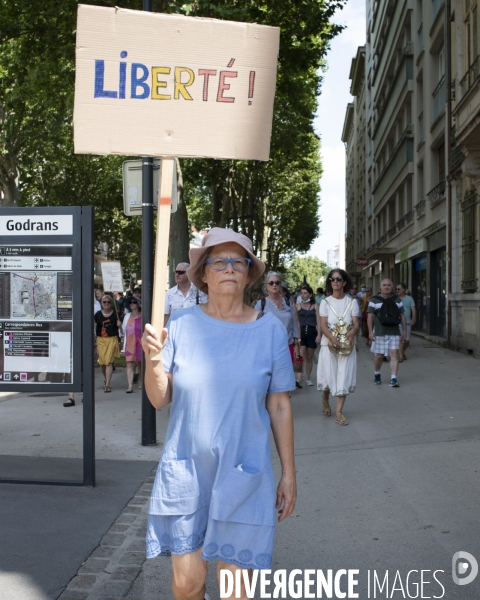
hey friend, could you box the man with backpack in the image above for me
[367,279,406,387]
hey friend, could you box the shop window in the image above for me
[461,190,478,292]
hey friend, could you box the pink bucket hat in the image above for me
[188,228,265,294]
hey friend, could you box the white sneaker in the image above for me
[306,379,314,386]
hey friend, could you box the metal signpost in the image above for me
[122,158,178,217]
[0,206,95,487]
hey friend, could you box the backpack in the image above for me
[377,296,401,327]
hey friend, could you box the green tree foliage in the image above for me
[0,0,346,273]
[283,254,329,290]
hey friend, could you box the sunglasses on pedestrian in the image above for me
[102,301,111,304]
[329,277,343,282]
[175,270,186,275]
[267,280,282,286]
[130,300,138,304]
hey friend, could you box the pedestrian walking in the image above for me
[317,269,360,426]
[254,272,301,387]
[297,284,319,386]
[164,262,208,326]
[114,290,126,321]
[122,297,142,393]
[360,287,373,343]
[94,295,121,392]
[281,281,291,302]
[142,227,296,600]
[315,287,325,305]
[396,282,416,361]
[367,279,406,387]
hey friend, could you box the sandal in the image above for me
[322,397,331,417]
[104,387,111,393]
[335,413,349,426]
[126,388,133,394]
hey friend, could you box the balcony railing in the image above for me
[418,112,424,143]
[427,180,446,204]
[415,198,426,216]
[396,209,414,230]
[432,76,446,122]
[460,55,480,94]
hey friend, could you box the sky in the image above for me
[307,0,366,264]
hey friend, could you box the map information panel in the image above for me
[0,245,73,383]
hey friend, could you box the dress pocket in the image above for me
[210,466,277,526]
[149,458,204,515]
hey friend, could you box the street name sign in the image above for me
[0,206,95,486]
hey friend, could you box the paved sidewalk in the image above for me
[2,339,480,599]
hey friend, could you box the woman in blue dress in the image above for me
[142,228,296,600]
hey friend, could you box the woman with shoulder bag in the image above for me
[317,269,360,426]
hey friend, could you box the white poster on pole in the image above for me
[74,5,280,161]
[101,261,124,293]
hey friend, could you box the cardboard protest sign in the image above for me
[100,261,124,293]
[74,5,280,161]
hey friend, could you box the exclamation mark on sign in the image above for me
[248,71,256,105]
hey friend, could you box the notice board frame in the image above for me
[0,206,95,487]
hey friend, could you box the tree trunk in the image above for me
[1,176,19,206]
[168,160,190,287]
[0,154,19,206]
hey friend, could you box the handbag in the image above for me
[324,298,355,355]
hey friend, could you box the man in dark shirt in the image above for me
[367,279,406,388]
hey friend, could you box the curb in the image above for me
[58,467,156,600]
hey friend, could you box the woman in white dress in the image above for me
[317,269,360,425]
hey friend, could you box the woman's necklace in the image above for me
[102,309,113,317]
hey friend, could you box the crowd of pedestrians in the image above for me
[85,255,416,421]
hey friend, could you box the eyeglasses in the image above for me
[130,300,138,304]
[102,301,111,304]
[175,270,186,275]
[267,280,282,286]
[204,257,251,271]
[329,277,343,282]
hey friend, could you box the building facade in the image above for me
[345,0,450,340]
[344,0,480,355]
[450,0,480,355]
[327,237,346,270]
[343,47,367,280]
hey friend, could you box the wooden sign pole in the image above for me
[150,157,175,360]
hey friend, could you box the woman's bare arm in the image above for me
[141,323,173,409]
[266,391,296,522]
